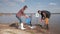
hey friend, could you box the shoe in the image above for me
[30,26,36,29]
[21,23,26,30]
[21,27,26,30]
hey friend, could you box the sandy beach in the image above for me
[0,23,49,34]
[0,14,60,34]
[0,24,32,34]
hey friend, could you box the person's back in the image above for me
[16,9,25,18]
[41,10,51,19]
[16,5,27,18]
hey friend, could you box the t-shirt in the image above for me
[41,10,51,19]
[25,18,31,24]
[16,9,25,18]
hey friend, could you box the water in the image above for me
[49,14,60,34]
[0,13,60,34]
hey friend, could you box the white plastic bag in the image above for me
[35,13,39,17]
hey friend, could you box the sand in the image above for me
[0,24,50,34]
[0,24,31,34]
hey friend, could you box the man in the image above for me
[38,10,51,30]
[16,5,27,30]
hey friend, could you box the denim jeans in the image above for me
[16,16,21,23]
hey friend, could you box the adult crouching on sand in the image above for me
[38,10,51,30]
[16,5,27,30]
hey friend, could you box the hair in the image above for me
[38,10,41,13]
[23,5,27,10]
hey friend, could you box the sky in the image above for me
[0,0,60,13]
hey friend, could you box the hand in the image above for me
[40,19,43,23]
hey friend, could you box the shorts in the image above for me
[44,18,49,24]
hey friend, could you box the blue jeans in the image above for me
[16,16,21,23]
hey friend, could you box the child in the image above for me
[25,15,31,26]
[25,15,34,29]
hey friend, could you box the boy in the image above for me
[25,15,34,29]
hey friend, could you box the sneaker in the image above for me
[21,27,26,30]
[20,23,26,30]
[30,26,36,29]
[18,25,26,30]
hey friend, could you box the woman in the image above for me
[16,5,27,30]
